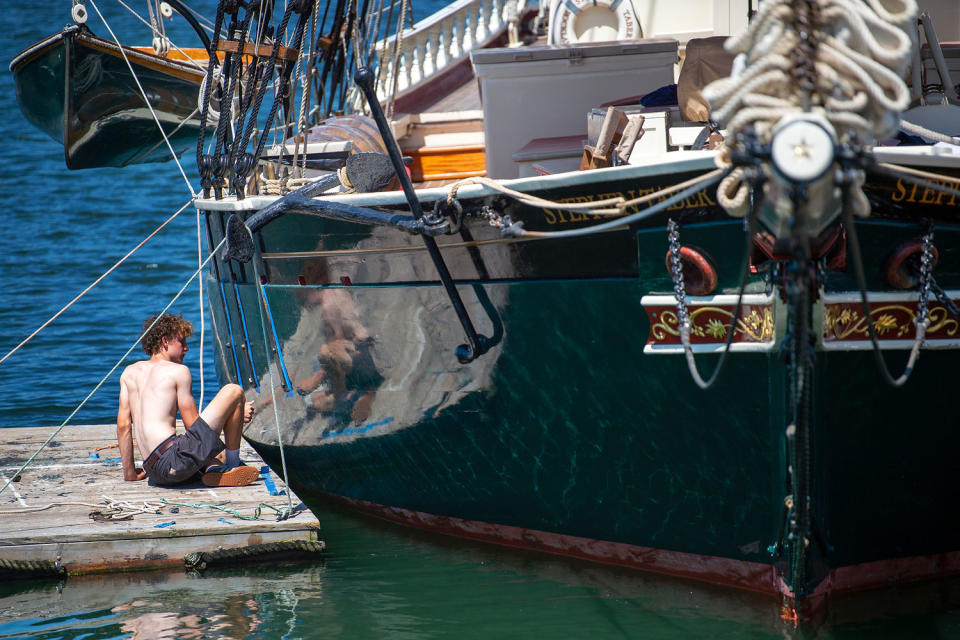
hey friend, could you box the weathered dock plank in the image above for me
[0,424,321,577]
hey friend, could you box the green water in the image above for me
[2,503,960,639]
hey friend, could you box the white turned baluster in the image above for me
[377,50,392,101]
[434,25,448,72]
[490,0,504,32]
[422,32,436,77]
[462,7,476,52]
[475,3,488,43]
[399,43,412,93]
[450,15,464,60]
[408,35,423,86]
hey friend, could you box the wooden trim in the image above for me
[218,39,299,63]
[77,33,205,83]
[403,144,486,181]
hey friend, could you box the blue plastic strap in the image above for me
[259,465,286,496]
[233,282,260,392]
[218,280,245,385]
[257,283,294,395]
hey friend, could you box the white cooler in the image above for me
[471,39,678,179]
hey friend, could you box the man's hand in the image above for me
[123,467,147,481]
[243,401,255,423]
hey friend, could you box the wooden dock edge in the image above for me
[1,424,324,581]
[0,523,323,579]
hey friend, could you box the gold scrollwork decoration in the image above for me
[823,303,959,340]
[650,306,775,343]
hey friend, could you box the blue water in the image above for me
[3,3,960,639]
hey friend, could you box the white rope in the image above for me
[197,208,205,409]
[0,496,164,517]
[247,232,295,517]
[702,0,917,217]
[112,0,205,70]
[0,199,195,367]
[0,238,227,499]
[704,0,916,143]
[89,0,198,199]
[446,176,626,215]
[900,119,960,144]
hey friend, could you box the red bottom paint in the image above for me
[305,489,960,617]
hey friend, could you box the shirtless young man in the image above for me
[117,313,259,487]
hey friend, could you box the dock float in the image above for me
[0,424,322,579]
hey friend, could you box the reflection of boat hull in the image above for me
[10,26,210,169]
[200,154,960,615]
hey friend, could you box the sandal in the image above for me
[202,465,259,487]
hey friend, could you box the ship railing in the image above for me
[347,0,515,113]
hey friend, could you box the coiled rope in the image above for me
[704,0,914,143]
[0,238,227,499]
[703,0,917,218]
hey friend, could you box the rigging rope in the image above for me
[0,238,227,499]
[505,169,729,239]
[113,0,205,70]
[247,228,295,517]
[88,0,198,199]
[0,199,195,367]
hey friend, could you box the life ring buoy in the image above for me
[549,0,640,45]
[884,239,939,289]
[665,246,718,296]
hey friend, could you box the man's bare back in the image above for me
[118,313,256,487]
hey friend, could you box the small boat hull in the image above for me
[10,26,210,169]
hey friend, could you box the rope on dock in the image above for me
[184,539,324,571]
[159,497,294,521]
[0,495,163,519]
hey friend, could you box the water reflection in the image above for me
[293,284,383,432]
[1,506,959,639]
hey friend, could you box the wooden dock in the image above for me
[0,424,322,579]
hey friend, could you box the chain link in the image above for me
[667,219,691,340]
[915,221,934,339]
[931,280,960,320]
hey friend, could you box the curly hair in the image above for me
[141,313,194,355]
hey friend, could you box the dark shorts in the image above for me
[145,417,225,486]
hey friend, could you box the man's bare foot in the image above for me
[202,465,259,487]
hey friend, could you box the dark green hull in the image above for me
[10,26,210,169]
[199,158,960,612]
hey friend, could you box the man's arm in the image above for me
[117,373,145,481]
[174,365,200,429]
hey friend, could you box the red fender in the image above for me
[665,246,718,296]
[884,240,939,289]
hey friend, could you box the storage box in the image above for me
[471,39,678,179]
[511,134,585,177]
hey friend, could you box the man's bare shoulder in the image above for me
[152,360,191,382]
[121,361,149,382]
